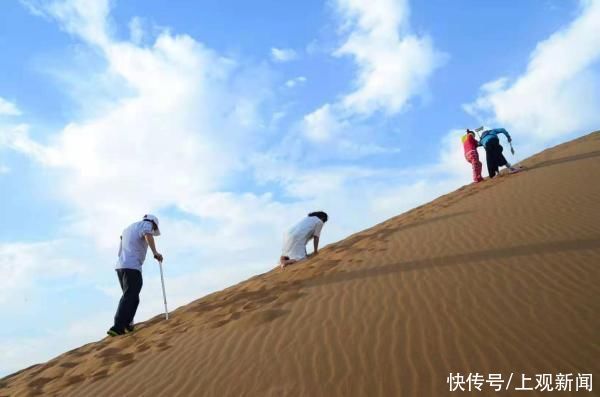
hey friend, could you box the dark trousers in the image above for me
[485,137,508,178]
[113,269,143,332]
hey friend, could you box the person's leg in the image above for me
[473,152,483,181]
[113,269,143,333]
[465,152,475,181]
[466,151,483,182]
[496,144,509,168]
[117,269,125,292]
[115,271,136,332]
[490,139,504,177]
[280,232,307,269]
[112,270,127,333]
[485,146,496,178]
[123,269,142,328]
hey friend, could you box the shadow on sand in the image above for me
[310,238,600,288]
[527,150,600,171]
[331,211,472,252]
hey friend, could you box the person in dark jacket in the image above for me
[479,128,517,178]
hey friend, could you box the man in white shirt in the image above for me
[279,211,328,269]
[108,214,163,337]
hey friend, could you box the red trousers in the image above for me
[465,150,483,182]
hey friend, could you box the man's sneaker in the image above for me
[107,327,125,337]
[125,324,135,334]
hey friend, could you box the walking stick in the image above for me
[474,126,485,139]
[158,260,169,320]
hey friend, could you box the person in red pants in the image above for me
[462,129,483,183]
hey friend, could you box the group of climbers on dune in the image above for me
[462,127,520,183]
[108,126,520,337]
[108,211,328,336]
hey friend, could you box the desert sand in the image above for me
[1,131,599,396]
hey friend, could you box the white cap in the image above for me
[143,214,161,236]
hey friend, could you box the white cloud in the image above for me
[3,0,275,250]
[303,103,347,142]
[0,97,21,116]
[301,104,403,154]
[129,16,144,44]
[0,240,85,305]
[334,0,445,116]
[270,47,298,62]
[285,76,307,88]
[0,124,57,163]
[26,0,112,46]
[465,0,600,142]
[0,165,10,174]
[301,0,445,142]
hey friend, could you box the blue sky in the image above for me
[1,0,599,376]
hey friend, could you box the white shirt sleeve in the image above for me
[139,221,154,238]
[313,220,324,238]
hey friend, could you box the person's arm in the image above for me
[499,128,512,142]
[313,236,320,255]
[144,234,163,262]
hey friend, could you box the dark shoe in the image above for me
[125,324,135,334]
[107,327,125,337]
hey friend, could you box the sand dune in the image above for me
[2,131,599,396]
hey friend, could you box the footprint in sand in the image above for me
[275,291,305,305]
[64,350,88,359]
[91,369,109,382]
[152,342,172,352]
[237,309,289,328]
[63,375,85,387]
[59,362,79,369]
[95,347,121,358]
[26,376,52,389]
[134,343,151,353]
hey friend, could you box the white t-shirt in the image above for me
[281,216,324,260]
[115,220,155,272]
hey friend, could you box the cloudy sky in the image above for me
[1,0,599,376]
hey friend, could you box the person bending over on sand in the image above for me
[279,211,328,269]
[479,128,518,178]
[462,129,483,183]
[108,214,163,337]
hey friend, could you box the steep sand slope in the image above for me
[2,132,599,397]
